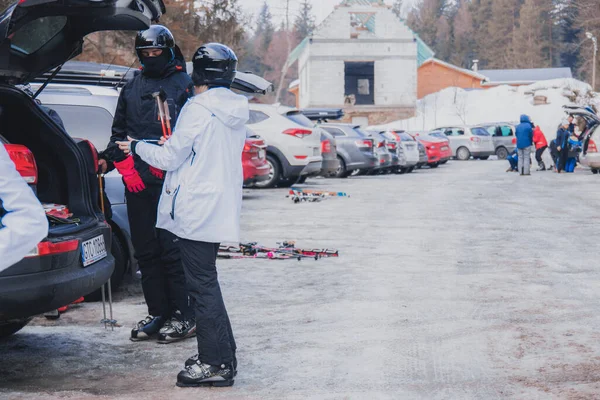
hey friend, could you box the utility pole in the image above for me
[275,0,292,103]
[587,32,598,90]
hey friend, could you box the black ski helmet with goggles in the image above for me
[192,43,237,88]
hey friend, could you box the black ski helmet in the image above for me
[192,43,237,88]
[135,25,175,60]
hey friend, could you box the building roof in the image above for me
[340,0,385,5]
[479,68,573,84]
[415,37,434,67]
[420,58,488,81]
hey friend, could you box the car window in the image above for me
[399,133,414,141]
[471,127,491,136]
[11,17,68,55]
[353,128,370,138]
[323,127,346,137]
[285,112,314,128]
[499,125,514,136]
[49,104,114,151]
[483,126,498,136]
[445,128,464,136]
[248,110,270,125]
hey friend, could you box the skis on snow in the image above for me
[218,241,339,261]
[287,188,349,203]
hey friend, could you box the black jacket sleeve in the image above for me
[104,85,130,163]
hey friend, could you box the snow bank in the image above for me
[373,79,600,142]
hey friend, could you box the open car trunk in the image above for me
[0,85,100,236]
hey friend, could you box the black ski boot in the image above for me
[158,313,196,344]
[176,361,234,387]
[130,315,166,341]
[185,354,237,376]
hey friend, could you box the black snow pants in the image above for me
[535,146,547,169]
[179,239,236,366]
[125,185,190,320]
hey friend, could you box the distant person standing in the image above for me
[515,115,534,176]
[532,123,548,171]
[565,130,582,173]
[556,119,571,173]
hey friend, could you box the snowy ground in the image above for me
[373,79,600,144]
[3,161,600,399]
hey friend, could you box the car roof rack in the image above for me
[301,108,345,122]
[31,61,137,89]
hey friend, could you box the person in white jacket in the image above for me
[117,43,247,387]
[0,144,48,273]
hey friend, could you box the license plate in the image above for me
[314,148,320,156]
[441,146,448,151]
[258,149,266,159]
[82,235,107,267]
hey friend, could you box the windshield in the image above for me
[353,127,370,138]
[285,112,314,128]
[429,131,446,140]
[399,132,414,142]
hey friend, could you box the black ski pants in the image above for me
[535,146,547,168]
[179,239,236,366]
[125,185,190,320]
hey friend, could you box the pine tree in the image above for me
[513,0,552,68]
[555,0,582,71]
[255,1,275,51]
[406,0,449,58]
[294,0,316,40]
[484,0,522,68]
[451,0,476,68]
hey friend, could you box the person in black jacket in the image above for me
[103,25,195,343]
[556,119,571,173]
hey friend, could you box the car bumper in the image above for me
[320,158,340,176]
[243,163,270,185]
[581,153,600,168]
[297,160,323,176]
[347,154,378,170]
[0,253,114,320]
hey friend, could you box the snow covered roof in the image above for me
[421,58,488,81]
[479,68,573,85]
[340,0,385,5]
[289,79,300,90]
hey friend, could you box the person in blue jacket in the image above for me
[565,129,582,173]
[556,119,571,173]
[515,114,534,175]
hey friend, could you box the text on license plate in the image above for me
[82,235,107,267]
[442,146,448,151]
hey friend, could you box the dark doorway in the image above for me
[344,62,374,105]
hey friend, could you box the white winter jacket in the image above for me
[135,87,249,243]
[0,144,48,272]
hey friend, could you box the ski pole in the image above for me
[98,173,108,329]
[152,91,168,138]
[159,89,173,138]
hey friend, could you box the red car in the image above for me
[411,132,452,167]
[243,129,270,186]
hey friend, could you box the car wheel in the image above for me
[430,163,439,169]
[85,233,127,302]
[334,156,348,178]
[407,167,415,173]
[397,168,406,174]
[296,176,307,184]
[496,147,509,160]
[440,160,448,164]
[593,169,599,174]
[456,147,471,161]
[255,155,281,189]
[0,318,32,339]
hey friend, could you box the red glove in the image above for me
[114,156,146,193]
[149,166,165,180]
